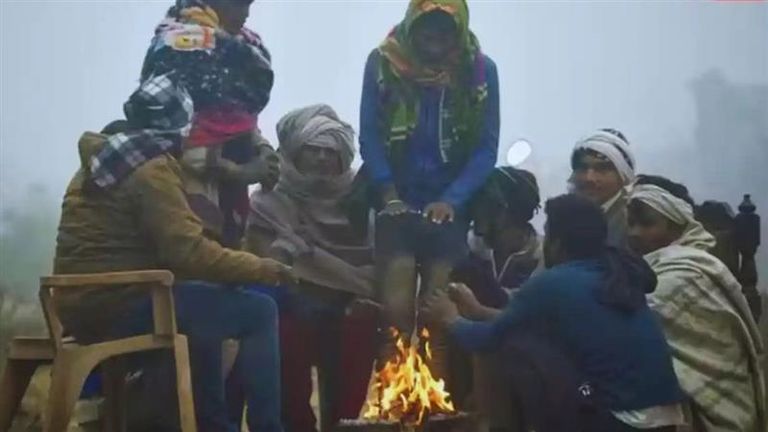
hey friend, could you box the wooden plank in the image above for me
[40,270,174,288]
[8,337,54,360]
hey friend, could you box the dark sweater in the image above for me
[450,259,684,412]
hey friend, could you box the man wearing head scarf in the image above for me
[142,0,278,248]
[246,105,376,431]
[359,0,500,379]
[449,166,542,430]
[54,76,294,432]
[570,128,635,248]
[628,175,766,432]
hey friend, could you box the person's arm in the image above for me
[446,280,504,320]
[245,223,296,266]
[181,146,244,182]
[133,158,292,285]
[359,50,399,206]
[450,273,548,351]
[439,57,500,209]
[181,136,278,187]
[245,223,278,258]
[470,304,502,321]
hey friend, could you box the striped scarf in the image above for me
[90,73,193,188]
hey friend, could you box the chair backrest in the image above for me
[39,270,175,350]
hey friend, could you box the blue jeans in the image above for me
[115,281,282,432]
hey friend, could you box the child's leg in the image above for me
[375,213,418,364]
[419,260,455,381]
[417,216,470,384]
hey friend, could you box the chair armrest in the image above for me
[40,270,174,289]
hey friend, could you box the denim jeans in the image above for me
[114,281,282,432]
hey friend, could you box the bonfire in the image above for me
[362,327,455,426]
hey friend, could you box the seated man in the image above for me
[570,129,635,248]
[54,76,293,432]
[424,194,685,432]
[628,175,766,432]
[246,105,376,431]
[450,166,542,430]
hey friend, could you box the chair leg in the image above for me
[101,358,128,432]
[44,352,99,432]
[0,359,42,431]
[173,336,197,432]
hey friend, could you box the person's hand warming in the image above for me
[377,184,412,217]
[448,282,485,320]
[421,288,460,328]
[424,201,454,224]
[234,148,279,187]
[258,258,297,287]
[216,154,275,186]
[268,244,294,267]
[379,199,411,217]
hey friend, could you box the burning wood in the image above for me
[362,327,455,426]
[338,413,471,432]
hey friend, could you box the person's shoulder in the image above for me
[651,245,733,286]
[478,54,497,76]
[526,260,596,288]
[480,54,497,69]
[365,49,382,69]
[137,154,181,174]
[126,154,183,190]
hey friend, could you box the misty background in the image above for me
[1,0,767,300]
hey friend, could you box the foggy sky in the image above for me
[1,1,767,278]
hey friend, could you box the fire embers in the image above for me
[363,328,455,426]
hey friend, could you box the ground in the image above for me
[1,291,767,431]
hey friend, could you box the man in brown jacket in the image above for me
[54,75,292,432]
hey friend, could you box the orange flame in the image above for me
[363,327,455,425]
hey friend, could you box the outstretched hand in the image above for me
[448,283,484,320]
[421,288,460,328]
[258,258,297,287]
[424,201,454,224]
[379,200,411,217]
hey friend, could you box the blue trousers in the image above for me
[116,281,282,432]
